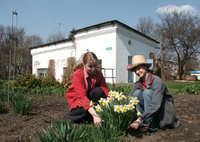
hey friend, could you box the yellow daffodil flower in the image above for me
[95,104,102,112]
[130,97,134,100]
[114,105,121,113]
[98,98,104,103]
[130,97,139,105]
[121,106,128,113]
[108,91,113,95]
[110,97,114,101]
[89,101,94,107]
[127,104,135,110]
[102,99,108,106]
[137,109,141,116]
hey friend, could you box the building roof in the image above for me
[30,20,159,49]
[29,38,72,49]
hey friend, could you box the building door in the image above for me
[128,56,133,83]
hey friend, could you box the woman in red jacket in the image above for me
[63,52,109,124]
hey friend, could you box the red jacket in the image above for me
[66,69,109,111]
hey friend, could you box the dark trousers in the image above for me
[63,87,106,123]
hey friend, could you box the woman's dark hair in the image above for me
[73,52,98,71]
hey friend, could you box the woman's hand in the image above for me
[127,121,140,129]
[127,118,143,129]
[93,114,102,124]
[88,107,102,124]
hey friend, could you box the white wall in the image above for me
[115,25,157,83]
[74,25,117,83]
[31,41,74,82]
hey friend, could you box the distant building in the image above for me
[190,71,200,80]
[30,20,159,84]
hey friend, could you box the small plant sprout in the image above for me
[136,108,142,116]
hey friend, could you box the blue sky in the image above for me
[1,0,200,41]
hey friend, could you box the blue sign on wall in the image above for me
[146,59,153,70]
[190,71,200,74]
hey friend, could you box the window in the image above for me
[63,67,66,75]
[38,69,47,78]
[97,59,102,72]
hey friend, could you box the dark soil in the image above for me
[0,93,200,142]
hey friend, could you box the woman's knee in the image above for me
[89,87,106,102]
[133,89,142,98]
[143,89,153,98]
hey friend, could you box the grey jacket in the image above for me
[129,73,176,128]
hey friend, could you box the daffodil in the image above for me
[95,104,102,112]
[129,97,134,100]
[130,97,139,105]
[121,105,128,113]
[113,91,118,97]
[102,99,108,106]
[136,109,141,116]
[110,97,115,101]
[117,94,123,101]
[98,98,104,103]
[126,104,135,110]
[108,91,113,96]
[89,101,94,107]
[114,105,121,113]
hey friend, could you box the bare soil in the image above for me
[0,93,200,142]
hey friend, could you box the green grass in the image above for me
[165,81,200,90]
[107,81,200,95]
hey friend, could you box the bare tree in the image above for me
[158,10,200,80]
[136,16,156,38]
[0,25,43,78]
[46,32,66,43]
[16,34,43,74]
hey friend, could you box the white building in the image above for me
[190,71,200,80]
[30,20,159,84]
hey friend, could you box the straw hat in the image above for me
[127,55,152,72]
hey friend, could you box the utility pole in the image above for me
[8,11,18,105]
[160,28,164,81]
[12,11,18,93]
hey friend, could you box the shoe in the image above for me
[174,118,181,128]
[148,127,158,131]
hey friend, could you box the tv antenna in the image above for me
[51,22,68,33]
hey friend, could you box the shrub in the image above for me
[41,76,61,88]
[10,93,34,115]
[14,71,41,90]
[62,74,72,88]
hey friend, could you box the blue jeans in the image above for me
[132,89,159,128]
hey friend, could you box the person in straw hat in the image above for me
[127,55,180,131]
